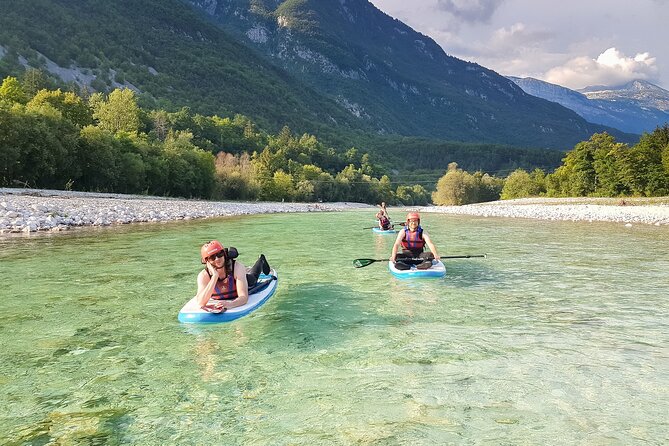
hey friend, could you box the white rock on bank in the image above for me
[0,188,371,234]
[421,200,669,226]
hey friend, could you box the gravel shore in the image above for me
[2,189,668,234]
[421,197,669,226]
[0,188,371,234]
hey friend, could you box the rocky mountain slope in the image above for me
[184,0,633,148]
[509,77,669,135]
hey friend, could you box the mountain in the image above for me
[0,0,634,156]
[183,0,634,149]
[509,77,669,135]
[0,0,372,143]
[579,80,669,110]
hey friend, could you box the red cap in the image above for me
[201,240,224,263]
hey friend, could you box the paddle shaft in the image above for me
[362,222,405,230]
[353,254,486,268]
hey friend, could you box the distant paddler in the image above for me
[375,201,392,230]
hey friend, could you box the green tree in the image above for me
[411,185,430,205]
[432,162,479,205]
[27,89,92,127]
[625,127,669,196]
[78,126,121,191]
[501,168,544,199]
[300,164,337,201]
[396,184,430,205]
[476,171,504,202]
[336,164,374,203]
[114,133,147,194]
[545,165,569,197]
[0,104,22,185]
[592,142,630,196]
[0,76,27,104]
[162,130,215,198]
[374,175,394,202]
[148,109,170,141]
[259,170,294,201]
[214,151,258,200]
[91,88,141,134]
[21,68,53,98]
[0,103,80,189]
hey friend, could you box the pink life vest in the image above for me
[207,260,238,300]
[401,226,425,250]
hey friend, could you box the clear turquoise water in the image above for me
[1,210,667,445]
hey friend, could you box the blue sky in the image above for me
[369,0,669,90]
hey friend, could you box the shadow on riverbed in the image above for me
[178,281,416,348]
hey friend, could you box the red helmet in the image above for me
[201,240,225,263]
[406,212,420,223]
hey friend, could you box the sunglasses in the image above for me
[208,251,225,261]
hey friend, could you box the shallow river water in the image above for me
[1,210,667,445]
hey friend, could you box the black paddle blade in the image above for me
[353,258,378,268]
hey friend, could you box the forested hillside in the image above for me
[5,0,654,203]
[0,76,436,204]
[0,0,576,184]
[0,0,370,144]
[3,73,666,205]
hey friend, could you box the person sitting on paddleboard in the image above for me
[376,202,392,230]
[389,212,439,270]
[196,240,271,313]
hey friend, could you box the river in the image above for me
[1,210,667,444]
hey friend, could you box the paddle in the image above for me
[353,254,487,268]
[362,222,405,230]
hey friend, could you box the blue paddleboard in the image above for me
[372,227,397,234]
[178,270,278,323]
[388,260,445,279]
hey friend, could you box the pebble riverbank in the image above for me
[2,189,668,234]
[422,197,669,226]
[0,188,371,234]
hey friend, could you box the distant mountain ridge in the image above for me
[183,0,633,148]
[579,80,669,111]
[509,77,669,134]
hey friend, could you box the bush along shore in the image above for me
[0,188,371,234]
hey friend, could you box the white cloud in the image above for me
[490,23,552,52]
[545,47,658,89]
[431,22,551,61]
[436,0,505,23]
[369,0,669,89]
[436,22,557,78]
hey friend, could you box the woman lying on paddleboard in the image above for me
[196,240,271,313]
